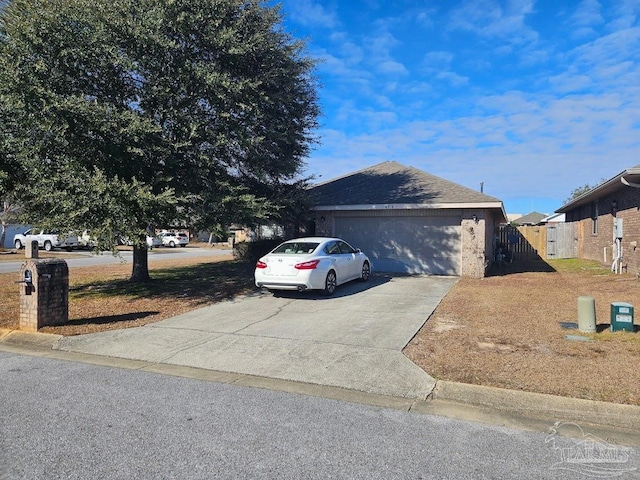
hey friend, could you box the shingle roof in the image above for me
[513,211,547,225]
[309,161,501,206]
[557,164,640,213]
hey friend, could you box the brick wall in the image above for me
[19,259,69,331]
[567,187,640,274]
[460,210,488,278]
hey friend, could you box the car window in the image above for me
[273,242,319,254]
[338,241,356,254]
[325,241,342,255]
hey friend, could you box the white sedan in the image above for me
[158,232,189,247]
[254,237,371,296]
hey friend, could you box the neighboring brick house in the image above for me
[308,161,507,278]
[556,165,640,274]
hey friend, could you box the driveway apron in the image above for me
[56,275,457,399]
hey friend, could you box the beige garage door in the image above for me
[335,215,461,275]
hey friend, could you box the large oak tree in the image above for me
[0,0,319,281]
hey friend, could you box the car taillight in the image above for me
[295,260,320,270]
[256,260,268,269]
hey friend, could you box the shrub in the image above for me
[233,239,283,265]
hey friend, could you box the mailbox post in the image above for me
[18,241,69,332]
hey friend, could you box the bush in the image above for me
[233,239,283,265]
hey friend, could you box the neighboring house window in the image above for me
[591,201,598,235]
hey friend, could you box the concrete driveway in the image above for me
[56,274,457,399]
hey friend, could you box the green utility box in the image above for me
[610,302,634,332]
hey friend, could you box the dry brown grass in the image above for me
[404,258,640,406]
[0,253,253,336]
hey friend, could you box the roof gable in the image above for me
[557,164,640,212]
[309,161,501,206]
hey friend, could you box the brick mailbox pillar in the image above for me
[18,241,69,332]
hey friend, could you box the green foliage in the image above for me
[0,0,319,279]
[233,238,283,265]
[564,178,607,204]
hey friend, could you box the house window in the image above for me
[591,201,598,235]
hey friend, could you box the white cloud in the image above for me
[570,0,604,28]
[287,0,339,29]
[447,0,538,46]
[377,60,409,76]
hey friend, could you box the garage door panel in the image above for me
[336,216,461,275]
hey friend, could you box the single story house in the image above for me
[512,211,547,226]
[556,165,640,273]
[307,161,507,278]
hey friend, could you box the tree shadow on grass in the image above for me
[486,258,556,277]
[70,259,256,305]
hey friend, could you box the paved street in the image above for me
[4,352,638,480]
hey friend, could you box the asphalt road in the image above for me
[0,246,233,273]
[2,352,638,480]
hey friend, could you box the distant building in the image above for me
[512,212,547,226]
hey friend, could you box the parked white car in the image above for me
[13,229,79,251]
[147,235,161,249]
[158,232,189,248]
[119,235,162,249]
[254,237,371,296]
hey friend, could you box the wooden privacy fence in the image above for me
[499,225,544,260]
[498,223,577,260]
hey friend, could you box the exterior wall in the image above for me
[315,208,494,278]
[3,224,30,249]
[566,187,640,274]
[460,209,487,278]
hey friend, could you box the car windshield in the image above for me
[272,242,319,254]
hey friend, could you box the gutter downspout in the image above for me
[621,176,640,188]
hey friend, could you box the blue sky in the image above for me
[275,0,640,215]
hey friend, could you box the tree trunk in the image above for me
[130,244,150,282]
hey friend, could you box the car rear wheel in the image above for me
[14,239,23,250]
[323,270,337,296]
[169,241,175,248]
[44,241,53,252]
[361,261,370,281]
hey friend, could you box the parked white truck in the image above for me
[13,229,79,251]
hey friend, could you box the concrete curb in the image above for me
[1,328,639,445]
[430,380,640,432]
[0,328,62,349]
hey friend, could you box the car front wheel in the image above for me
[169,241,175,248]
[44,241,53,251]
[323,270,337,296]
[361,261,370,281]
[14,239,23,250]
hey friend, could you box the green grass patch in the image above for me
[546,258,609,274]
